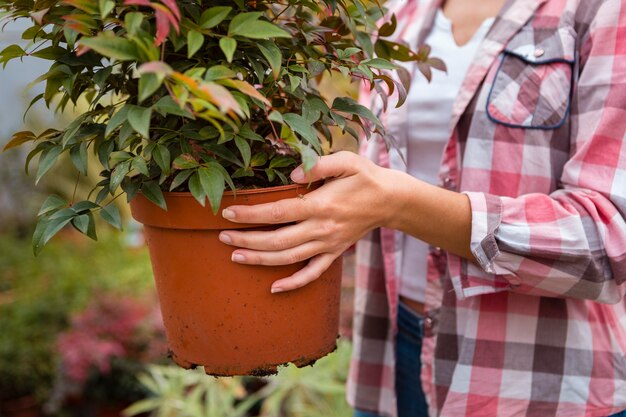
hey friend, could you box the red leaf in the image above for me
[124,0,151,6]
[76,44,91,56]
[153,4,179,46]
[154,10,169,46]
[138,61,173,75]
[160,0,180,20]
[30,8,50,25]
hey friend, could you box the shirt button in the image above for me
[424,316,433,330]
[534,48,545,58]
[442,177,456,190]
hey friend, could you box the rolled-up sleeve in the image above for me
[458,0,626,303]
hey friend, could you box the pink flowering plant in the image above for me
[47,293,167,408]
[0,0,442,253]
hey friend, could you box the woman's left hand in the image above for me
[218,151,398,293]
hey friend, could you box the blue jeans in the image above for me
[355,301,428,417]
[354,303,626,417]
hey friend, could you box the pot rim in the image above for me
[161,181,322,198]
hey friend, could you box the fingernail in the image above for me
[232,253,246,263]
[219,233,232,244]
[290,168,304,182]
[222,208,236,220]
[271,286,284,294]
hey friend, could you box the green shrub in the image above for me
[0,231,153,401]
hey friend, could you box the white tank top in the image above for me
[399,9,494,303]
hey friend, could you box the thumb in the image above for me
[290,151,358,184]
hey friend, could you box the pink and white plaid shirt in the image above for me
[347,0,626,416]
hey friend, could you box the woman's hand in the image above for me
[218,151,399,293]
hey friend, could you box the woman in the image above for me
[217,0,626,416]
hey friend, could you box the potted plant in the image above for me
[0,0,440,375]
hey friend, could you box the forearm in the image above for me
[382,169,474,261]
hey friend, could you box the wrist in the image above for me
[378,169,423,230]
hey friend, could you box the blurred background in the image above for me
[0,18,358,417]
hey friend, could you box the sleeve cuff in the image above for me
[464,191,504,274]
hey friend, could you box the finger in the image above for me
[219,222,319,251]
[290,151,360,184]
[270,253,337,293]
[222,196,312,224]
[230,240,324,266]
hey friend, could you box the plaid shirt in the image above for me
[347,0,626,416]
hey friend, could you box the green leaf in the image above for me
[78,35,139,61]
[142,181,167,210]
[153,96,194,118]
[211,161,235,192]
[38,215,73,253]
[378,14,397,37]
[238,124,264,142]
[138,72,163,103]
[153,144,171,175]
[188,172,205,206]
[332,97,382,130]
[61,115,86,147]
[124,12,143,35]
[71,213,91,235]
[110,159,131,192]
[187,30,204,58]
[123,398,162,416]
[70,141,88,176]
[274,169,289,184]
[105,104,130,137]
[283,113,321,153]
[204,65,236,81]
[229,12,290,39]
[257,40,282,79]
[269,156,296,169]
[198,166,224,215]
[70,201,99,213]
[300,145,318,171]
[0,45,26,68]
[232,167,254,178]
[132,156,150,176]
[99,0,115,18]
[36,145,63,185]
[32,218,50,255]
[360,57,397,70]
[100,204,122,229]
[31,46,67,60]
[250,152,267,167]
[109,150,132,167]
[97,139,115,169]
[234,136,251,167]
[38,195,67,216]
[172,154,199,170]
[268,110,283,124]
[219,37,237,62]
[199,6,232,29]
[127,105,152,138]
[169,169,193,191]
[85,212,98,240]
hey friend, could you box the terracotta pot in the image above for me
[130,183,342,376]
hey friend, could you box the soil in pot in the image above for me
[130,183,342,376]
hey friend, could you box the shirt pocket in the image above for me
[486,27,576,130]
